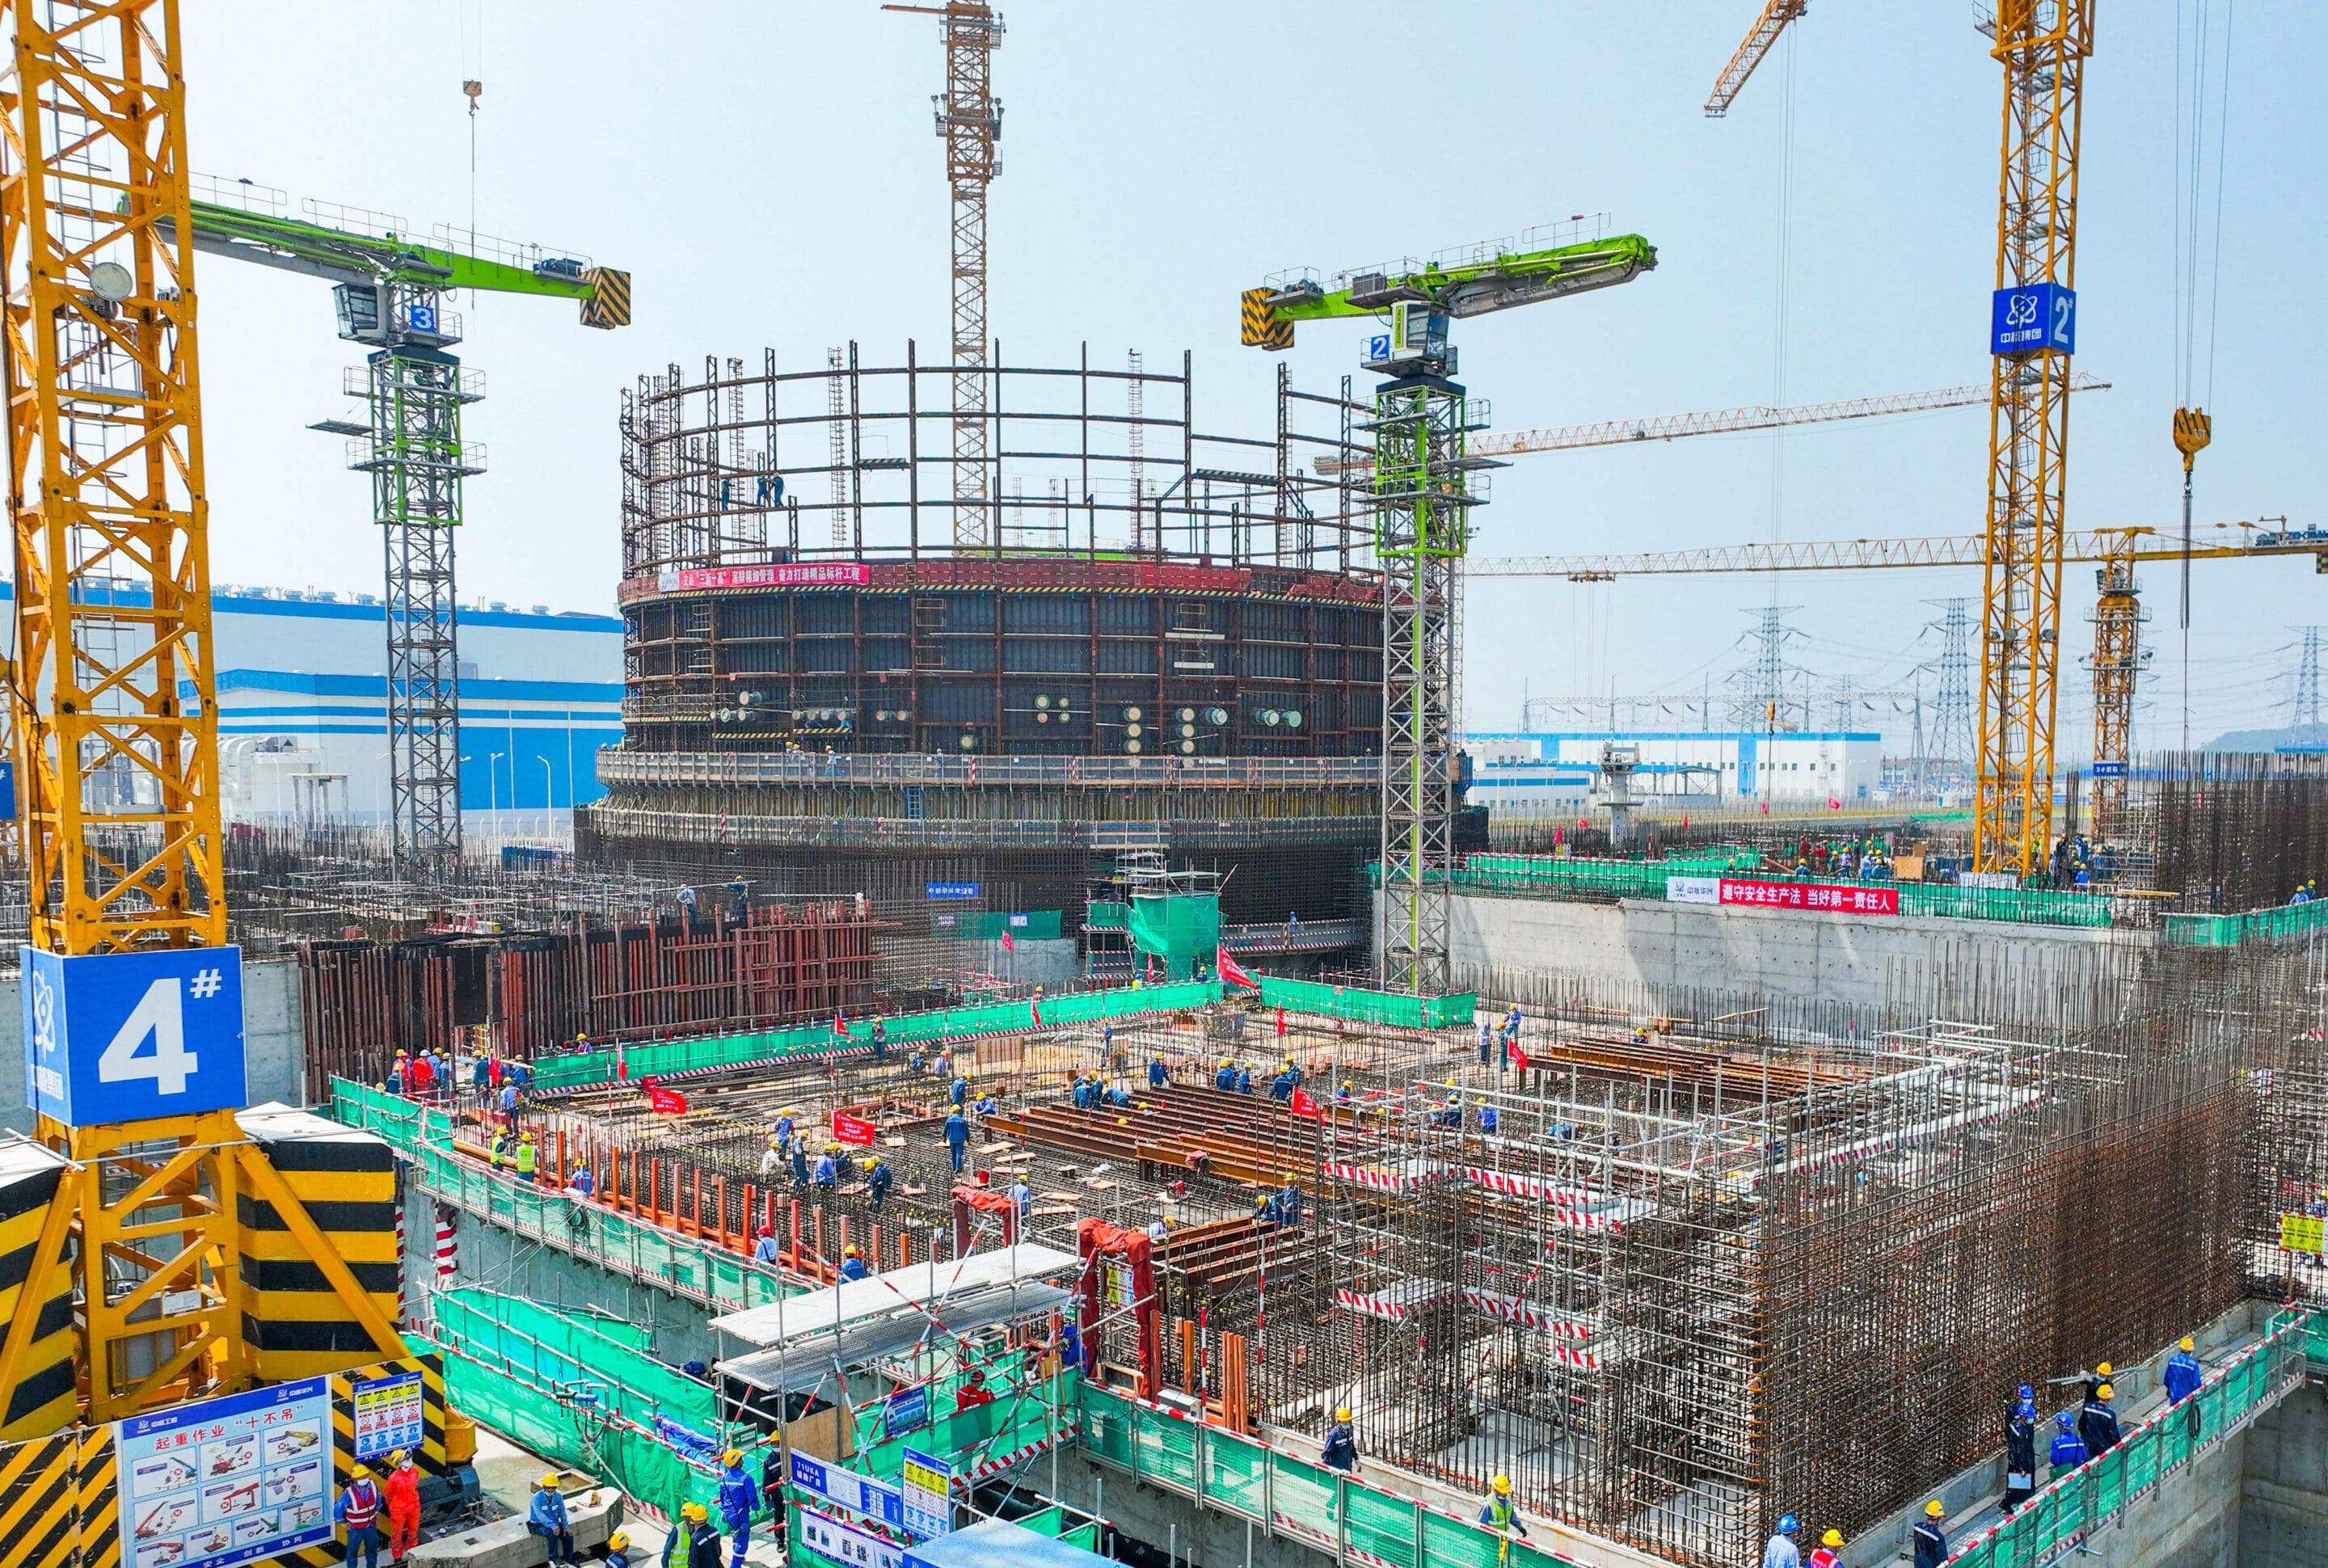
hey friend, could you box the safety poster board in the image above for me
[797,1505,909,1568]
[898,1447,953,1540]
[350,1369,426,1462]
[116,1376,333,1568]
[2280,1212,2326,1256]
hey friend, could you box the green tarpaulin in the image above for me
[1257,975,1475,1031]
[1128,892,1219,980]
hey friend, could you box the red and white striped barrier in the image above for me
[1546,1207,1622,1233]
[1322,1161,1449,1192]
[434,1204,458,1281]
[966,1424,1076,1481]
[1460,1288,1594,1341]
[1461,1167,1600,1207]
[1334,1286,1454,1322]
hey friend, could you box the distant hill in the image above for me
[2204,722,2328,753]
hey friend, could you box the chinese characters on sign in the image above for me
[118,1377,331,1568]
[1666,878,1900,916]
[350,1371,424,1463]
[897,1448,953,1541]
[795,1507,907,1568]
[661,563,873,592]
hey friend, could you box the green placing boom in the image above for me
[169,197,630,327]
[1241,229,1654,348]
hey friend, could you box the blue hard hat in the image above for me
[2018,1385,2034,1401]
[2056,1410,2075,1428]
[1777,1516,1799,1534]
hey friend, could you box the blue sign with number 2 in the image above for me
[1991,283,2076,356]
[21,946,246,1127]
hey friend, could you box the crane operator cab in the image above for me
[1362,301,1453,378]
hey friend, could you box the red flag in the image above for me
[832,1111,877,1146]
[1030,993,1044,1025]
[1288,1087,1321,1119]
[1511,1046,1529,1074]
[614,1040,627,1081]
[647,1087,689,1115]
[1002,933,1015,951]
[1216,946,1259,990]
[1275,1006,1287,1037]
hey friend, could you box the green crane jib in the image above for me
[172,198,631,327]
[1240,228,1654,348]
[172,183,630,867]
[1240,220,1655,995]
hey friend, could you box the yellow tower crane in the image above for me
[2,0,411,1441]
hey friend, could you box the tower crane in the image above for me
[1242,221,1657,993]
[1,0,410,1434]
[167,179,630,868]
[1701,1,2102,872]
[1313,373,2110,476]
[884,1,1004,549]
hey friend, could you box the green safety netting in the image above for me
[1439,856,2116,929]
[525,980,1225,1090]
[1128,892,1221,981]
[329,1080,803,1316]
[2164,895,2328,948]
[1078,1384,1573,1568]
[1084,901,1129,930]
[433,1286,719,1432]
[936,910,1066,942]
[1255,975,1476,1031]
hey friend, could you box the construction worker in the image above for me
[2002,1391,2037,1515]
[1149,1053,1170,1089]
[407,1052,434,1098]
[1762,1515,1800,1568]
[1337,1079,1354,1103]
[1478,1021,1494,1066]
[1479,1475,1529,1545]
[2078,1383,2123,1458]
[753,1226,782,1267]
[384,1451,422,1563]
[1145,1216,1169,1243]
[945,1107,970,1173]
[606,1532,635,1568]
[774,1107,798,1145]
[2295,880,2317,905]
[488,1128,511,1167]
[718,1448,758,1568]
[568,1158,594,1198]
[951,1074,970,1108]
[1215,1057,1237,1091]
[2165,1336,2204,1404]
[1910,1503,1946,1568]
[812,1145,838,1188]
[1322,1406,1359,1474]
[528,1473,576,1565]
[2049,1410,2087,1476]
[1807,1531,1843,1568]
[1104,1083,1135,1109]
[975,1090,997,1117]
[389,1051,410,1095]
[867,1157,894,1213]
[1070,1074,1092,1111]
[790,1138,811,1188]
[335,1464,385,1568]
[514,1132,539,1184]
[759,1136,786,1178]
[871,1018,888,1062]
[1236,1062,1254,1095]
[2081,1359,2113,1405]
[1270,1065,1297,1101]
[1277,1181,1304,1228]
[685,1504,723,1568]
[956,1367,996,1411]
[1477,1102,1499,1134]
[839,1245,868,1282]
[498,1078,519,1127]
[472,1052,493,1092]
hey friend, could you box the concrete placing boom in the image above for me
[1314,373,2111,475]
[167,179,630,870]
[1243,220,1655,993]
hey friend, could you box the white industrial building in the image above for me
[1465,730,1886,803]
[2,581,622,828]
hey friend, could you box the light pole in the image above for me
[489,751,504,843]
[538,755,555,841]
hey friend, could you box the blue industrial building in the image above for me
[2,580,622,828]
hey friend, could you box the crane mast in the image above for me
[1976,0,2094,873]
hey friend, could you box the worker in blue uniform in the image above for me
[2077,1384,2123,1459]
[838,1245,868,1282]
[1910,1503,1946,1568]
[1479,1476,1529,1544]
[812,1147,837,1188]
[1149,1053,1170,1089]
[1215,1057,1237,1090]
[945,1108,970,1173]
[2002,1389,2037,1515]
[1321,1406,1360,1474]
[1236,1063,1254,1094]
[2164,1337,2204,1404]
[951,1075,969,1108]
[1271,1067,1297,1101]
[867,1157,894,1213]
[716,1449,758,1568]
[1761,1515,1800,1568]
[2049,1410,2086,1476]
[790,1139,810,1188]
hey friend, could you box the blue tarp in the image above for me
[904,1520,1112,1568]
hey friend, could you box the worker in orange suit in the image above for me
[383,1451,422,1562]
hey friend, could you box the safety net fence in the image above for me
[527,980,1226,1089]
[1078,1384,1581,1568]
[1439,858,2117,929]
[2163,895,2328,948]
[1253,975,1478,1031]
[1942,1309,2312,1568]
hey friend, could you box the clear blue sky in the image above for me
[185,2,2317,754]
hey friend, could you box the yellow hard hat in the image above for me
[609,1533,631,1553]
[390,1449,409,1466]
[2097,1360,2112,1376]
[1491,1474,1513,1495]
[352,1464,373,1480]
[539,1472,561,1490]
[1342,1080,1353,1089]
[520,1131,534,1140]
[1821,1531,1844,1548]
[1335,1406,1352,1422]
[2180,1337,2195,1352]
[682,1502,709,1523]
[843,1246,859,1258]
[723,1448,743,1466]
[781,1106,799,1118]
[1925,1500,1944,1519]
[2097,1383,2114,1400]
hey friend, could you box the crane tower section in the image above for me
[1975,0,2094,873]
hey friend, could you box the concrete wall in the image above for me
[1444,891,2140,1023]
[2237,1380,2328,1568]
[0,955,306,1136]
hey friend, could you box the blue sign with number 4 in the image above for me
[1991,282,2075,356]
[21,946,246,1127]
